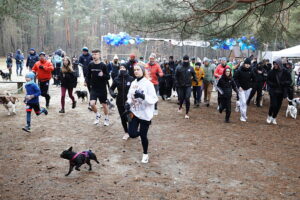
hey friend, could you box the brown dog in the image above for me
[0,95,18,115]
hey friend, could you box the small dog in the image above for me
[0,70,11,81]
[0,93,18,115]
[286,97,300,119]
[60,146,100,176]
[75,90,88,102]
[106,98,115,111]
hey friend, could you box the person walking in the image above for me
[109,54,121,80]
[145,53,163,115]
[175,55,198,119]
[159,62,174,100]
[126,64,158,163]
[247,61,267,107]
[202,58,215,107]
[217,68,238,123]
[109,64,134,140]
[233,58,254,122]
[26,48,39,71]
[266,58,291,124]
[6,53,13,75]
[22,72,48,132]
[125,54,137,78]
[15,49,24,76]
[85,49,110,126]
[32,52,54,108]
[51,50,63,86]
[192,62,205,107]
[59,57,77,113]
[214,57,230,108]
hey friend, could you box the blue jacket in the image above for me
[26,52,39,68]
[15,50,24,64]
[79,53,93,75]
[25,82,41,103]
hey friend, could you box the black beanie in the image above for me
[183,55,189,60]
[244,58,251,65]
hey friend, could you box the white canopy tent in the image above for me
[272,45,300,58]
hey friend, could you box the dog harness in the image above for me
[70,151,89,163]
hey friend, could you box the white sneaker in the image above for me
[217,106,219,111]
[272,118,277,125]
[240,117,246,122]
[122,133,130,140]
[104,118,110,126]
[94,114,101,125]
[178,108,182,113]
[167,97,171,101]
[141,154,149,163]
[154,110,158,116]
[266,116,273,124]
[185,115,190,119]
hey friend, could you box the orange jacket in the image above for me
[145,62,164,85]
[192,67,205,86]
[214,64,229,79]
[32,60,54,81]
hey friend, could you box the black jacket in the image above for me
[86,61,110,92]
[110,73,134,106]
[79,53,93,75]
[125,60,137,78]
[175,63,197,87]
[267,68,291,96]
[59,71,77,88]
[251,66,267,86]
[110,62,121,79]
[26,52,39,68]
[217,75,238,98]
[233,66,254,90]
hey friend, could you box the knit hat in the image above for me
[39,52,46,56]
[183,55,189,60]
[25,72,35,80]
[129,53,135,59]
[149,53,156,59]
[244,58,251,65]
[136,64,145,74]
[29,48,35,51]
[203,57,210,63]
[82,47,89,52]
[221,57,227,61]
[113,54,119,60]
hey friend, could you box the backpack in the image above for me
[52,54,62,67]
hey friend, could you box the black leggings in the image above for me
[268,93,283,118]
[219,96,231,121]
[178,86,191,114]
[247,85,263,106]
[39,80,50,106]
[117,105,128,133]
[128,116,151,154]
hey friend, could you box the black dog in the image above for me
[75,90,88,102]
[0,70,11,81]
[60,146,99,176]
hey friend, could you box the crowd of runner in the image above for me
[4,47,300,163]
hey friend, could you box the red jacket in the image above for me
[214,64,230,79]
[145,62,163,85]
[32,60,54,82]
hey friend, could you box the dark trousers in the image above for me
[39,80,50,106]
[219,96,231,121]
[154,85,159,110]
[287,86,294,105]
[128,116,150,154]
[53,67,61,85]
[61,87,75,109]
[117,105,128,133]
[178,86,192,114]
[268,93,283,118]
[192,86,202,104]
[247,84,263,106]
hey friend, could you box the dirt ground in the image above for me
[0,58,299,200]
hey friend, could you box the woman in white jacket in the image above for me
[125,64,158,163]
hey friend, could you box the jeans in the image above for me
[16,63,23,75]
[192,86,202,104]
[203,81,213,104]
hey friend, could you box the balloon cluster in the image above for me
[211,36,257,51]
[103,32,144,46]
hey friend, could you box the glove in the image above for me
[124,102,131,111]
[39,65,44,69]
[111,92,117,99]
[25,95,34,101]
[134,90,145,100]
